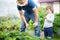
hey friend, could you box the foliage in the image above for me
[0,8,60,40]
[53,13,60,35]
[38,7,47,30]
[0,16,40,40]
[0,16,20,31]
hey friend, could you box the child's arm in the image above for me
[46,15,54,23]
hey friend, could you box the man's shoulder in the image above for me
[28,0,33,4]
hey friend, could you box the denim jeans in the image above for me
[44,27,53,38]
[20,12,40,37]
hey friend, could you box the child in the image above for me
[43,6,54,40]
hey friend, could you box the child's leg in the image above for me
[44,28,48,38]
[47,27,53,40]
[47,27,53,38]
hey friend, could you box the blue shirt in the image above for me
[17,0,37,14]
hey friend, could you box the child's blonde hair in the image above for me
[46,6,54,13]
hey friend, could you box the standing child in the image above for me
[43,6,54,40]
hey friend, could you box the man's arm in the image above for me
[19,10,28,25]
[19,10,29,28]
[33,7,38,23]
[32,7,38,27]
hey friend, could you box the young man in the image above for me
[17,0,40,37]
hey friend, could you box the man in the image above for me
[17,0,40,37]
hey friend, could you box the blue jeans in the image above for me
[20,13,40,37]
[44,27,53,38]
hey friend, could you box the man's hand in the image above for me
[33,22,38,27]
[26,23,29,28]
